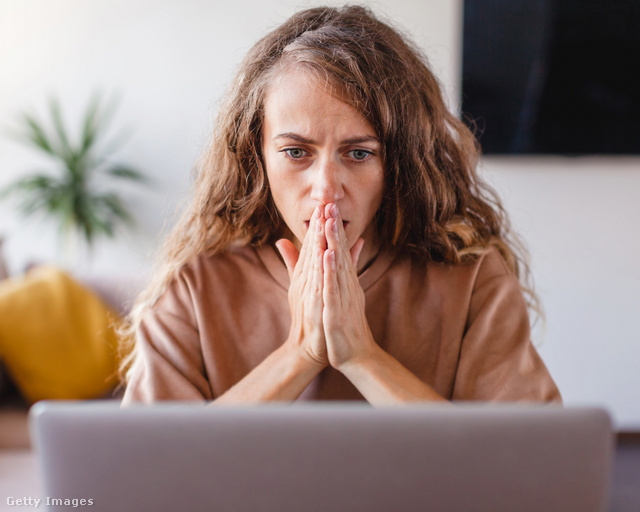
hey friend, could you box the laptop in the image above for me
[29,401,613,512]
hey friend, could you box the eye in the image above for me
[347,149,373,161]
[282,148,308,159]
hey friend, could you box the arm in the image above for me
[338,345,448,405]
[212,343,323,404]
[123,301,324,405]
[451,253,562,402]
[123,207,329,405]
[321,204,559,404]
[216,206,332,404]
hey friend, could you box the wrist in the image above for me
[281,338,328,373]
[334,342,383,377]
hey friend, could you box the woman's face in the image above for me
[262,70,384,264]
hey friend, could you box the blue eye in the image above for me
[284,148,307,159]
[348,149,372,161]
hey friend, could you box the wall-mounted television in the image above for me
[461,0,640,155]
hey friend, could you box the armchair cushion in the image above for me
[0,266,121,403]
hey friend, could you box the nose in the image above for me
[310,156,345,204]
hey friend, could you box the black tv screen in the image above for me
[461,0,640,155]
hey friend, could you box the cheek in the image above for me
[360,172,384,213]
[265,158,285,203]
[265,167,304,225]
[268,181,290,217]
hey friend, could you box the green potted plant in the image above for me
[0,94,148,267]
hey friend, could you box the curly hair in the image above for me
[118,5,541,382]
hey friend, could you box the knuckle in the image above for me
[327,285,340,296]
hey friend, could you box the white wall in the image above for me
[484,158,640,429]
[0,0,638,428]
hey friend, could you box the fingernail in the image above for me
[331,204,338,218]
[329,250,336,268]
[332,220,338,233]
[312,206,319,220]
[316,218,323,233]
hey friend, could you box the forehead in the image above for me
[262,69,375,137]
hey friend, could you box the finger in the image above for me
[331,204,351,261]
[325,217,350,293]
[332,205,359,281]
[304,208,326,293]
[323,248,340,310]
[306,205,326,271]
[324,203,333,220]
[309,246,324,317]
[315,209,327,252]
[296,206,321,281]
[275,239,299,281]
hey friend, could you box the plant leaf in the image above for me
[96,126,134,161]
[79,92,102,155]
[80,91,121,156]
[21,115,57,157]
[88,205,114,239]
[0,174,60,200]
[99,192,135,225]
[5,93,145,248]
[103,165,147,183]
[0,174,70,220]
[49,97,74,164]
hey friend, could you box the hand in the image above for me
[322,203,378,371]
[275,206,329,369]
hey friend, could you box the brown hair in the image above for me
[118,5,541,381]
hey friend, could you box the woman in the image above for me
[120,5,561,405]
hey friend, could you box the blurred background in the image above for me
[0,0,638,428]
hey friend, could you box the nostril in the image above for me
[310,173,345,204]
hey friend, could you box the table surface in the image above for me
[610,435,640,512]
[0,450,40,511]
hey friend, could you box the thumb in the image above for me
[350,238,365,269]
[275,238,300,280]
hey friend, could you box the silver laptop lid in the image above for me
[30,402,613,512]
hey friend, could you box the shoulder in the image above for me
[388,245,513,295]
[178,245,264,288]
[154,245,267,313]
[365,247,517,326]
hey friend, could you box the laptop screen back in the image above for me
[30,402,613,512]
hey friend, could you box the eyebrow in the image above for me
[274,132,380,145]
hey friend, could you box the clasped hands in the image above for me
[275,203,378,372]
